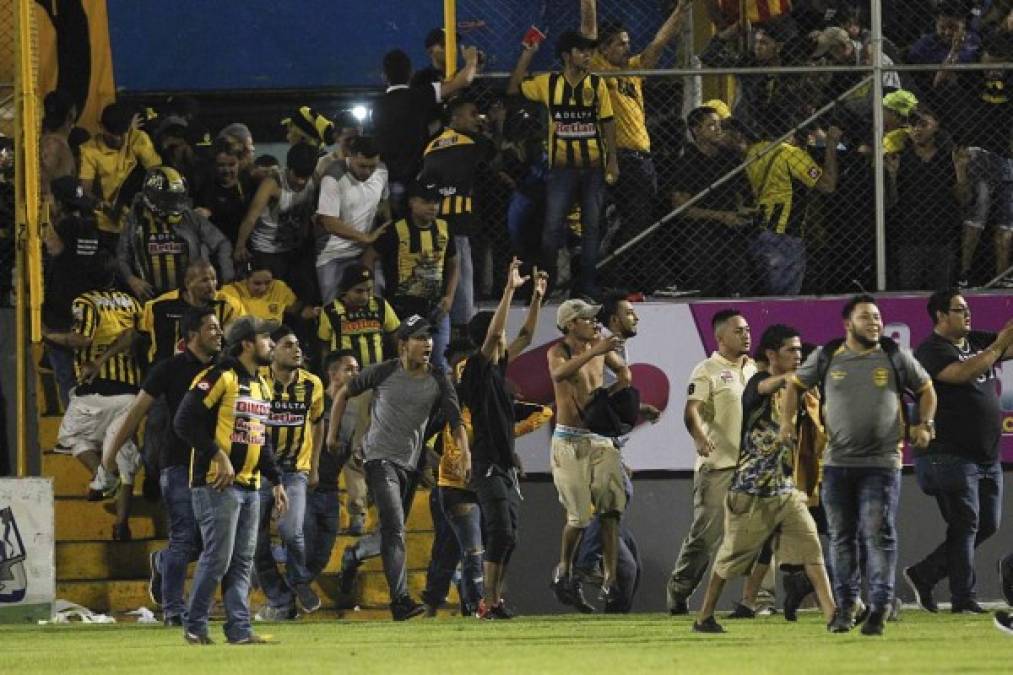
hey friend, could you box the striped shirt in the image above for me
[263,368,325,473]
[520,72,614,169]
[318,296,400,367]
[71,289,142,396]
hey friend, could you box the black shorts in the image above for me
[471,464,520,562]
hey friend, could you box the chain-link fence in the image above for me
[451,0,1013,298]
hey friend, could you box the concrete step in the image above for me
[39,415,61,452]
[55,533,437,581]
[43,452,145,498]
[55,570,452,613]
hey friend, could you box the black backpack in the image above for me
[814,336,916,439]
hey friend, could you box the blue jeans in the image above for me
[315,256,359,305]
[430,311,451,371]
[449,236,475,326]
[543,166,605,297]
[47,346,76,410]
[186,485,260,641]
[304,489,340,579]
[912,455,1002,603]
[157,465,201,620]
[575,469,641,611]
[365,460,416,603]
[749,230,806,295]
[822,466,901,612]
[423,488,483,612]
[254,471,309,609]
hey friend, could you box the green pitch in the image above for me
[3,611,1013,674]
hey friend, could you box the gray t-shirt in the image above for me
[794,343,930,469]
[350,360,459,469]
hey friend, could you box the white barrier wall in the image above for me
[0,478,54,622]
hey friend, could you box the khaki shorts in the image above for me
[57,392,142,482]
[550,425,626,528]
[712,489,823,579]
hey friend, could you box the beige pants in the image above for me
[550,426,626,528]
[341,392,372,518]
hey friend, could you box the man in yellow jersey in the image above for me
[78,102,161,247]
[745,124,841,295]
[117,166,235,301]
[508,29,619,297]
[253,326,325,621]
[581,0,690,291]
[46,252,144,541]
[174,316,288,645]
[318,263,399,535]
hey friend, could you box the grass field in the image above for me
[3,610,1013,674]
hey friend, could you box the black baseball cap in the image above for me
[338,263,374,293]
[555,30,597,59]
[407,177,441,203]
[396,314,433,340]
[425,28,445,49]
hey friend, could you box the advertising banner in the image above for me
[0,479,55,623]
[507,292,1013,473]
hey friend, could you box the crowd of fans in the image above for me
[22,0,1013,635]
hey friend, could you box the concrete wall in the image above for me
[504,470,1013,614]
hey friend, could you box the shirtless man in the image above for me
[548,298,632,612]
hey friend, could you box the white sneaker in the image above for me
[87,465,120,500]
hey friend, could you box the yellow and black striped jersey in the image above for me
[520,72,614,169]
[745,141,822,237]
[317,296,399,367]
[422,128,488,237]
[591,53,650,153]
[373,217,457,307]
[262,368,325,473]
[180,359,277,489]
[135,209,190,295]
[71,289,142,396]
[140,289,245,364]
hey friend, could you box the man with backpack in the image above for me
[780,294,936,636]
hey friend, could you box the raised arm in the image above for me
[507,269,547,358]
[507,44,539,96]
[639,0,691,69]
[580,0,597,38]
[482,257,529,360]
[935,323,1013,384]
[548,335,619,383]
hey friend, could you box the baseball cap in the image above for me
[281,106,335,146]
[225,316,281,348]
[338,263,374,293]
[407,177,441,202]
[882,90,919,118]
[425,28,445,49]
[811,26,852,59]
[396,314,433,340]
[556,298,602,331]
[555,30,597,59]
[702,99,732,120]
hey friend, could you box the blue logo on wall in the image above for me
[0,506,28,603]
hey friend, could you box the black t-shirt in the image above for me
[141,348,213,468]
[42,216,99,332]
[193,174,253,246]
[460,354,515,469]
[915,331,1002,463]
[889,145,961,245]
[671,144,747,218]
[372,84,441,183]
[953,72,1012,156]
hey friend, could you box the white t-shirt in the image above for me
[316,160,389,266]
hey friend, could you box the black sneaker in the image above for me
[828,607,855,633]
[550,571,594,613]
[999,556,1013,606]
[163,615,183,627]
[782,569,813,622]
[853,599,870,626]
[995,610,1013,635]
[860,609,886,636]
[951,599,986,614]
[391,596,425,621]
[338,547,359,595]
[669,597,689,616]
[902,566,937,613]
[692,616,726,633]
[228,633,273,645]
[184,632,214,645]
[726,603,756,619]
[295,584,321,613]
[493,599,515,619]
[148,551,163,608]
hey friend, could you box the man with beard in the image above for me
[97,307,223,625]
[326,314,468,620]
[253,327,326,620]
[906,291,1013,614]
[781,294,935,636]
[667,309,755,615]
[572,292,658,612]
[174,316,288,645]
